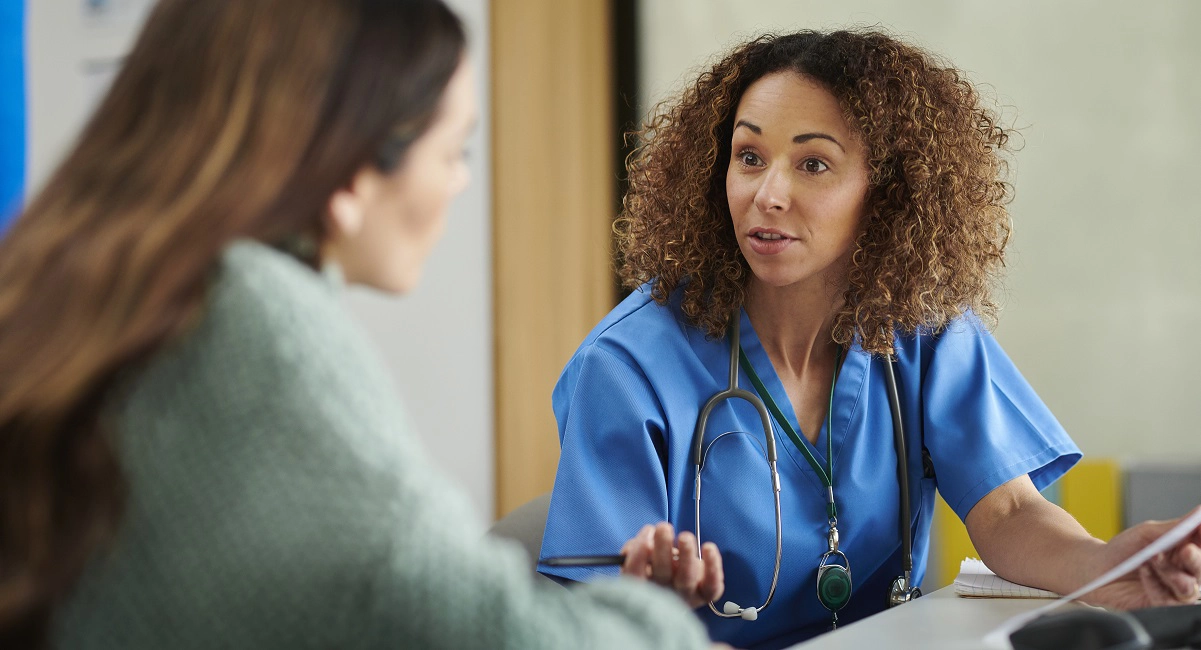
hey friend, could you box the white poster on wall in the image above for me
[81,0,155,29]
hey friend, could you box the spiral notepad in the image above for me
[953,558,1059,599]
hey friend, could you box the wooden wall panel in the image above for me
[491,0,614,518]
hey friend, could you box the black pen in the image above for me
[542,548,681,567]
[542,554,626,567]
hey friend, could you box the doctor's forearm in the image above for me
[965,475,1107,596]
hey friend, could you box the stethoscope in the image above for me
[691,311,922,626]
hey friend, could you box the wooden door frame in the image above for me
[491,0,615,518]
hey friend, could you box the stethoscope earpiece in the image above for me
[723,601,759,621]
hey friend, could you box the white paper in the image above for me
[954,558,1058,599]
[983,505,1201,649]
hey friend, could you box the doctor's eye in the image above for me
[801,158,829,174]
[736,150,763,167]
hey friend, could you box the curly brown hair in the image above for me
[615,29,1013,355]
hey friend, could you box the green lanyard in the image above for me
[738,344,842,520]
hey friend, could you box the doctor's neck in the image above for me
[744,279,845,372]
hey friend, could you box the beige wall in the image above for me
[638,0,1201,462]
[345,0,494,519]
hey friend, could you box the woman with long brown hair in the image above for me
[0,1,721,648]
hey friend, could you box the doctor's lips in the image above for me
[748,227,795,255]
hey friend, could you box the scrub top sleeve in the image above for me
[538,344,671,583]
[921,319,1081,523]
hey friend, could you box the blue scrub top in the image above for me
[537,285,1081,650]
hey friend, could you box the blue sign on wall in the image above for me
[0,0,26,233]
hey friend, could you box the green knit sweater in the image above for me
[53,241,709,649]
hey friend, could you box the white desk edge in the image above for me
[786,586,1060,649]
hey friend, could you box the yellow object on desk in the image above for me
[1060,458,1123,541]
[932,493,978,589]
[929,458,1123,590]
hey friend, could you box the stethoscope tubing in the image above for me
[882,357,914,578]
[693,314,783,618]
[692,311,919,620]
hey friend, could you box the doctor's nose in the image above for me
[753,168,792,213]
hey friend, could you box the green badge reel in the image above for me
[817,525,853,620]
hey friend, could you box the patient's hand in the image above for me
[619,522,725,609]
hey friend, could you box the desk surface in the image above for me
[788,587,1059,649]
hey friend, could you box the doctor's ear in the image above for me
[325,167,384,238]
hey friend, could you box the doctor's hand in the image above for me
[620,522,725,609]
[1082,506,1201,610]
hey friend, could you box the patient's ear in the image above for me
[325,167,383,238]
[326,189,364,238]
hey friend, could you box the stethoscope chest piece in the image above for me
[887,574,922,608]
[817,525,852,612]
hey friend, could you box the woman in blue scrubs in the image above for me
[539,29,1201,650]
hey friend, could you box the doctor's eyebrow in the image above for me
[734,119,763,135]
[793,133,845,152]
[733,119,846,152]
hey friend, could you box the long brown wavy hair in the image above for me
[0,0,464,645]
[616,29,1014,354]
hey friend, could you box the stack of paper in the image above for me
[953,558,1059,599]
